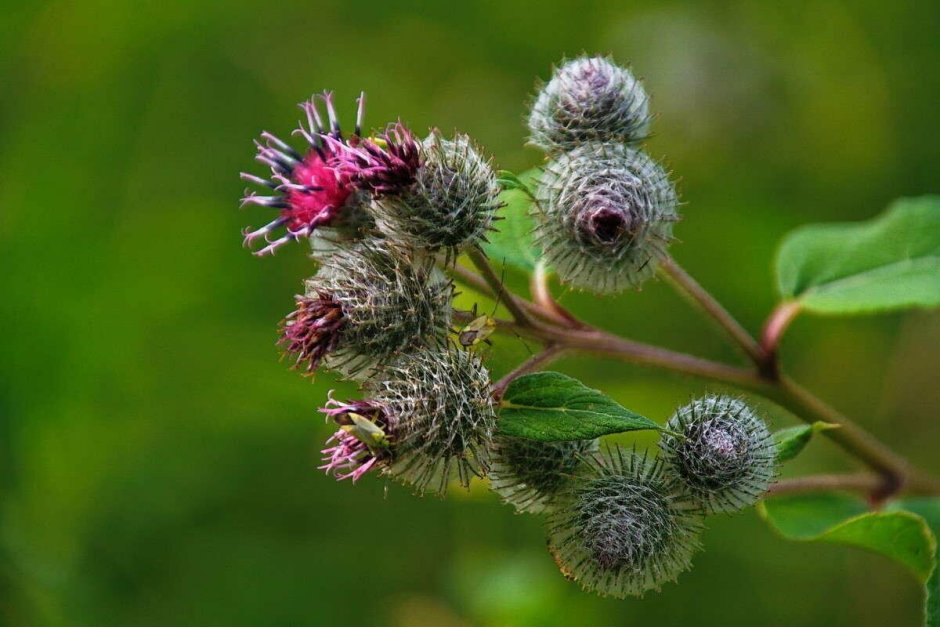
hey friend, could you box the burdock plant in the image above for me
[237,58,940,616]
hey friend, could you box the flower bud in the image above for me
[548,448,703,598]
[659,395,777,514]
[371,131,500,255]
[528,56,650,153]
[488,436,598,514]
[372,346,496,495]
[280,241,452,378]
[535,141,679,293]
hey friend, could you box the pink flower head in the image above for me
[319,395,392,482]
[278,290,345,376]
[331,121,421,197]
[240,91,366,256]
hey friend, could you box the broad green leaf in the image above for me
[483,168,541,271]
[497,371,660,441]
[773,421,839,463]
[889,498,940,627]
[759,493,936,582]
[775,196,940,315]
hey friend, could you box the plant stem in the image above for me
[491,345,567,400]
[759,300,802,378]
[531,261,581,327]
[454,309,767,391]
[465,247,535,327]
[659,256,765,365]
[449,264,940,497]
[766,473,882,497]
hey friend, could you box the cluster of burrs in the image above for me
[491,394,776,598]
[237,59,776,600]
[528,56,680,293]
[240,91,502,494]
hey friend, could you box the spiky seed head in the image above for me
[547,448,703,598]
[659,395,777,514]
[534,141,679,293]
[488,436,598,514]
[371,131,501,255]
[528,56,651,153]
[296,240,452,378]
[369,346,496,495]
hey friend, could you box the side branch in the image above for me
[659,256,765,365]
[464,247,535,327]
[491,345,567,400]
[766,473,882,498]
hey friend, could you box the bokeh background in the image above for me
[2,0,940,625]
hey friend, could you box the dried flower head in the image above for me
[659,395,777,514]
[281,240,452,378]
[548,448,703,598]
[371,346,496,495]
[240,91,367,256]
[371,131,500,255]
[489,436,598,514]
[528,56,651,153]
[535,141,679,293]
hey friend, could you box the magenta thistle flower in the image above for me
[319,395,393,482]
[331,121,421,197]
[278,290,345,376]
[240,91,366,256]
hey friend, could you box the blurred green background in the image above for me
[2,0,940,625]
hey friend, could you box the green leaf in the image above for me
[759,493,936,582]
[888,498,940,627]
[775,196,940,315]
[497,371,660,441]
[483,168,541,271]
[773,421,839,463]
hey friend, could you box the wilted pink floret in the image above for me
[319,396,391,482]
[320,429,380,482]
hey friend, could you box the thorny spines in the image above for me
[534,141,679,293]
[547,447,704,598]
[659,395,777,514]
[488,436,599,514]
[370,345,497,496]
[371,130,501,259]
[297,240,453,379]
[528,55,652,153]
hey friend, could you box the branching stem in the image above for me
[448,261,940,498]
[658,256,765,365]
